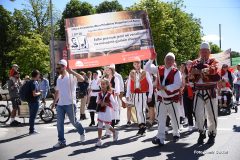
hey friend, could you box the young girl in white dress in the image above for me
[96,79,119,147]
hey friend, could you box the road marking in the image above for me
[218,117,228,120]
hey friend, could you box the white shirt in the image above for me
[234,71,240,84]
[115,72,124,92]
[89,78,101,97]
[222,71,236,84]
[126,69,153,98]
[145,60,182,98]
[56,73,77,105]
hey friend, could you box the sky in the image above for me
[1,0,240,52]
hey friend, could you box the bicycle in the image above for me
[0,93,55,124]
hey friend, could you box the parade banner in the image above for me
[210,48,231,68]
[65,11,154,69]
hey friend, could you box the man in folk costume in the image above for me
[189,42,221,145]
[145,52,182,146]
[126,57,153,135]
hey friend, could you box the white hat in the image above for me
[200,42,210,50]
[165,52,175,60]
[109,64,115,69]
[58,59,68,67]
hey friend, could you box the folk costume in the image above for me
[190,42,221,145]
[145,52,182,146]
[126,68,153,135]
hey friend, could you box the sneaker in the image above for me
[95,139,102,147]
[53,141,66,148]
[113,131,119,141]
[152,138,164,146]
[80,134,85,142]
[29,130,40,135]
[197,132,206,145]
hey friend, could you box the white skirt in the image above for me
[98,106,113,124]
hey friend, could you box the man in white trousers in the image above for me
[189,42,220,145]
[145,52,182,146]
[126,57,153,136]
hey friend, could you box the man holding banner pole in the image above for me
[126,57,153,136]
[52,59,86,148]
[145,52,182,146]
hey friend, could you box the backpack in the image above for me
[19,80,32,102]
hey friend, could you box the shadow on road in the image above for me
[0,133,29,144]
[233,125,240,132]
[10,148,60,160]
[111,142,214,160]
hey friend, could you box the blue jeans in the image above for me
[234,84,240,101]
[57,104,85,143]
[28,102,39,133]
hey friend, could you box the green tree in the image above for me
[130,0,202,65]
[58,0,94,39]
[8,32,50,76]
[209,42,222,54]
[23,0,60,44]
[96,0,123,13]
[0,5,14,83]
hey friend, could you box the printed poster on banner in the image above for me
[65,10,154,69]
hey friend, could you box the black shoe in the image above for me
[10,120,20,127]
[152,138,164,146]
[207,133,215,145]
[127,121,131,126]
[89,121,95,127]
[80,114,87,120]
[197,132,206,145]
[173,136,180,142]
[141,127,147,136]
[136,128,142,135]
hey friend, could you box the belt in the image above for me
[157,95,180,103]
[134,88,146,93]
[92,89,100,92]
[195,84,217,90]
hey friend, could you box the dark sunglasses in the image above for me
[56,67,61,70]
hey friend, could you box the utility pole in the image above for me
[50,0,55,83]
[219,24,222,50]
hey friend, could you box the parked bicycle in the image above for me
[0,93,55,124]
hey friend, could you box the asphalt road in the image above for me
[0,100,240,160]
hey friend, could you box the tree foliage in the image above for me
[130,0,202,65]
[8,33,50,76]
[209,42,222,54]
[96,0,123,13]
[58,0,94,39]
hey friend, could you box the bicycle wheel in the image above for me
[0,104,11,123]
[39,108,54,123]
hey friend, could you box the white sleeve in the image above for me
[114,77,120,94]
[146,72,153,98]
[119,75,124,92]
[126,76,131,98]
[96,93,99,102]
[232,73,236,81]
[144,60,158,74]
[55,78,59,91]
[165,71,182,92]
[110,94,118,109]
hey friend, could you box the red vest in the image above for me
[130,70,149,93]
[98,92,112,112]
[157,66,180,95]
